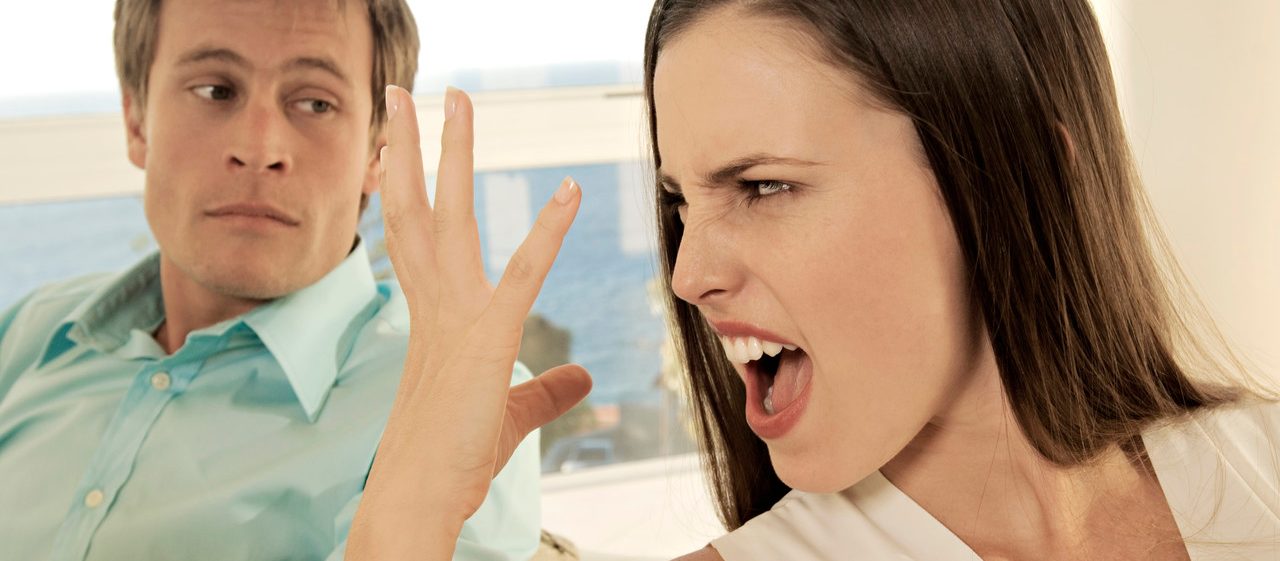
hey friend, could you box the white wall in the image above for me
[1096,1,1280,375]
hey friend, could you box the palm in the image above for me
[346,86,592,559]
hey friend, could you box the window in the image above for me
[1,2,719,556]
[0,86,718,558]
[366,160,699,471]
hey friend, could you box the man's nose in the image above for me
[225,100,291,174]
[670,219,740,307]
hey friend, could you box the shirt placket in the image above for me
[48,335,223,561]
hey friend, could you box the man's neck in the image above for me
[153,254,270,355]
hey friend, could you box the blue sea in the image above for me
[0,161,668,406]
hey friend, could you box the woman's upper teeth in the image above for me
[718,335,798,364]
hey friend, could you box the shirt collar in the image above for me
[46,241,380,422]
[240,241,380,421]
[56,253,165,357]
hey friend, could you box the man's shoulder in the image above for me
[0,272,116,371]
[10,272,116,319]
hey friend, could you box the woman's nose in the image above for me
[670,219,740,307]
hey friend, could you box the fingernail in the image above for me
[385,85,399,119]
[379,146,388,173]
[444,87,458,121]
[554,177,578,205]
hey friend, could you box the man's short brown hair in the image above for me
[113,0,419,141]
[113,0,419,215]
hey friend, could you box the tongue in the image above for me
[768,350,811,413]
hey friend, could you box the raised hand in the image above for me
[345,85,593,560]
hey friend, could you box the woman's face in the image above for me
[654,9,986,492]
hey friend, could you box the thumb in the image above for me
[508,364,592,435]
[495,365,592,474]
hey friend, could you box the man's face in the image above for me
[125,0,380,300]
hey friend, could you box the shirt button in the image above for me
[150,372,172,391]
[84,489,105,508]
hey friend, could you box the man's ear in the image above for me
[362,130,388,197]
[123,91,147,170]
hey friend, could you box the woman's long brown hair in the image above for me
[644,0,1258,530]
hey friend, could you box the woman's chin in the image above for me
[770,448,875,493]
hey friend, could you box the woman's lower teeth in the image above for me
[764,385,775,415]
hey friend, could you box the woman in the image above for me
[346,1,1279,559]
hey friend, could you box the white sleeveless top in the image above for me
[711,401,1280,560]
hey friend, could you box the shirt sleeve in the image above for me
[323,491,362,561]
[0,298,20,340]
[324,361,543,561]
[0,292,35,401]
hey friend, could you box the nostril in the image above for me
[268,162,285,171]
[230,156,247,167]
[698,288,727,301]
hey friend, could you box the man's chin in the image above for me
[199,272,297,301]
[186,257,314,302]
[161,235,346,303]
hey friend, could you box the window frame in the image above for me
[0,84,647,206]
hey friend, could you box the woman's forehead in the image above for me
[651,13,881,182]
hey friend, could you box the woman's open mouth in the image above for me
[718,335,814,440]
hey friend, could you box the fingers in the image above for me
[475,177,582,343]
[380,85,438,301]
[495,364,593,474]
[433,89,485,281]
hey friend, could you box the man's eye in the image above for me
[295,99,334,114]
[192,85,234,101]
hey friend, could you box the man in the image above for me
[0,1,541,559]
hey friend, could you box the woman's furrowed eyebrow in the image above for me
[706,155,826,184]
[659,154,826,193]
[658,171,683,194]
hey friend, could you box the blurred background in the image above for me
[0,1,1276,558]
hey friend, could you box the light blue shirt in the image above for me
[0,242,542,561]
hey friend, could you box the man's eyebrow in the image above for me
[283,56,350,84]
[658,154,826,194]
[178,47,250,68]
[177,47,350,84]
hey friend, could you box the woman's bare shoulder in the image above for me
[672,545,725,561]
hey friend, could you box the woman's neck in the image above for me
[878,349,1188,560]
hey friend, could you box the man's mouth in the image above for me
[205,203,300,226]
[718,335,811,416]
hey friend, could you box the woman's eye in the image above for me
[192,85,234,101]
[295,99,335,114]
[751,180,793,197]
